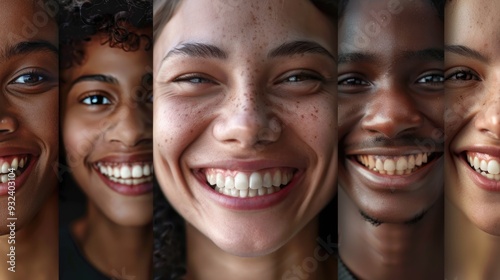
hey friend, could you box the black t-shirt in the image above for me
[59,225,110,280]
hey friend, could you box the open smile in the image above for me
[354,152,440,176]
[93,160,154,196]
[0,154,37,195]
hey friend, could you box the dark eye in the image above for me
[417,74,444,84]
[12,72,45,85]
[446,70,481,81]
[173,75,214,84]
[338,77,370,86]
[283,73,322,83]
[81,95,111,105]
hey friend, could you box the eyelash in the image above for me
[80,93,112,105]
[281,71,324,83]
[173,74,215,84]
[11,70,47,85]
[416,74,444,84]
[445,69,481,81]
[338,77,370,86]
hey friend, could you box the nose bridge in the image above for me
[105,101,152,147]
[475,78,500,138]
[362,81,422,138]
[213,80,281,148]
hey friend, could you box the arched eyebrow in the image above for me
[1,40,57,61]
[268,40,335,60]
[445,45,489,63]
[164,43,227,60]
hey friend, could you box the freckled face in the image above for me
[338,0,444,224]
[62,35,153,226]
[0,1,58,234]
[445,0,500,235]
[154,0,336,256]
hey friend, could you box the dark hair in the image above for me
[339,0,444,20]
[59,0,153,69]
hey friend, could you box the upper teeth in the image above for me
[96,162,154,181]
[205,169,294,198]
[1,156,28,174]
[466,153,500,180]
[356,153,431,175]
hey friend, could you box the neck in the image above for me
[339,188,443,280]
[0,191,58,280]
[186,217,336,280]
[72,202,153,279]
[446,200,500,280]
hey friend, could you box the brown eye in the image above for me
[446,70,480,81]
[12,72,46,85]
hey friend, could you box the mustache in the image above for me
[343,135,444,152]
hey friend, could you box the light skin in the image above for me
[338,0,443,279]
[61,32,153,278]
[154,0,336,279]
[0,1,58,279]
[445,0,500,278]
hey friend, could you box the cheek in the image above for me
[27,93,58,157]
[63,113,99,166]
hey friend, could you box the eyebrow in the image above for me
[445,45,488,63]
[164,43,227,60]
[268,40,335,60]
[1,40,58,60]
[70,74,119,88]
[338,48,443,64]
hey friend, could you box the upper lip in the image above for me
[456,145,500,157]
[94,152,153,164]
[0,146,39,157]
[344,146,443,156]
[190,159,307,172]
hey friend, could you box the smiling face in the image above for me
[338,0,444,224]
[154,0,336,256]
[0,0,58,234]
[62,33,153,226]
[445,0,500,235]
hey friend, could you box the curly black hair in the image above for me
[59,0,153,69]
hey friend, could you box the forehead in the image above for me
[446,1,500,59]
[0,1,57,47]
[339,0,442,54]
[157,0,335,57]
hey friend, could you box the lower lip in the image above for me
[461,156,500,192]
[346,155,443,191]
[94,168,153,196]
[195,171,302,211]
[0,156,37,196]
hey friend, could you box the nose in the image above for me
[361,83,423,138]
[0,106,18,136]
[474,85,500,140]
[213,90,281,150]
[104,103,152,148]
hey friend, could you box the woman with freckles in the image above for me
[153,0,337,279]
[59,1,154,279]
[445,0,500,279]
[0,1,58,279]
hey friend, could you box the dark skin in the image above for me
[338,0,444,279]
[0,1,58,279]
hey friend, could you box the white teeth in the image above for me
[1,162,8,173]
[205,169,294,197]
[467,154,500,180]
[96,162,154,185]
[132,165,142,178]
[235,173,249,190]
[357,152,433,176]
[1,174,7,183]
[249,172,263,189]
[11,158,18,170]
[19,158,25,168]
[143,165,151,176]
[120,166,131,179]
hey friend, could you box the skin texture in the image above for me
[154,0,336,279]
[61,32,153,277]
[0,1,58,279]
[445,1,500,279]
[338,0,444,279]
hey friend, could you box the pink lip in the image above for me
[92,152,153,196]
[458,146,500,192]
[0,155,38,196]
[192,168,304,211]
[344,150,443,191]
